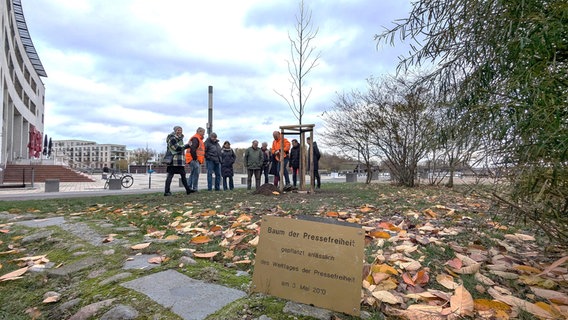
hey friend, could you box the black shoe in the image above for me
[187,189,196,194]
[164,192,172,196]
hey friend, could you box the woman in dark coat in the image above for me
[289,139,301,187]
[164,126,192,196]
[220,141,236,190]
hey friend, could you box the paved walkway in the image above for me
[0,173,353,201]
[0,173,249,201]
[10,215,248,320]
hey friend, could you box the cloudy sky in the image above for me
[23,0,412,151]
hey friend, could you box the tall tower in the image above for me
[207,86,213,135]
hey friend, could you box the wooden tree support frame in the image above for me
[278,124,316,193]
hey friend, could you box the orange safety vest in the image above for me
[271,137,290,161]
[185,133,205,164]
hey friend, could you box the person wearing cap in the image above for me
[220,141,236,190]
[164,126,192,196]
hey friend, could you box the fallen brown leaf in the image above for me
[436,274,459,290]
[190,235,211,244]
[530,286,568,305]
[130,243,151,250]
[0,266,29,281]
[488,287,554,319]
[371,290,402,304]
[537,255,568,277]
[450,285,474,317]
[148,256,167,264]
[193,251,220,259]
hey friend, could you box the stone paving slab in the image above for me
[15,216,66,228]
[122,254,162,270]
[47,256,100,278]
[121,270,246,320]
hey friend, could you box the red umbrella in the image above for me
[48,138,53,157]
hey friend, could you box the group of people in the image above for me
[163,126,320,196]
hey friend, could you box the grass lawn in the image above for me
[0,183,566,319]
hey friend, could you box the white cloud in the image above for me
[23,0,413,152]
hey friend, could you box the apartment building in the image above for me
[0,0,47,165]
[52,140,129,170]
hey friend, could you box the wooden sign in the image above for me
[251,215,364,316]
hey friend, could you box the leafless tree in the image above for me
[132,147,156,166]
[363,76,437,187]
[429,94,483,187]
[275,0,321,125]
[322,90,377,184]
[323,75,437,186]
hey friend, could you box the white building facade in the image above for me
[52,140,129,170]
[0,0,47,165]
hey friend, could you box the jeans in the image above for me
[188,160,201,191]
[291,167,299,186]
[262,165,269,184]
[275,158,290,185]
[206,160,221,191]
[223,176,234,190]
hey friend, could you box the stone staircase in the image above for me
[2,164,96,183]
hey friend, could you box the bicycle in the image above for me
[103,170,134,189]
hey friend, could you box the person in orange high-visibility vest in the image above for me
[271,131,291,187]
[186,127,205,192]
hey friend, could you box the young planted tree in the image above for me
[276,0,320,125]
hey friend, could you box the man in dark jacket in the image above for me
[204,132,222,191]
[261,142,271,184]
[244,140,263,190]
[289,139,301,187]
[307,136,321,189]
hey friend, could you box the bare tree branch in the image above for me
[275,0,321,125]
